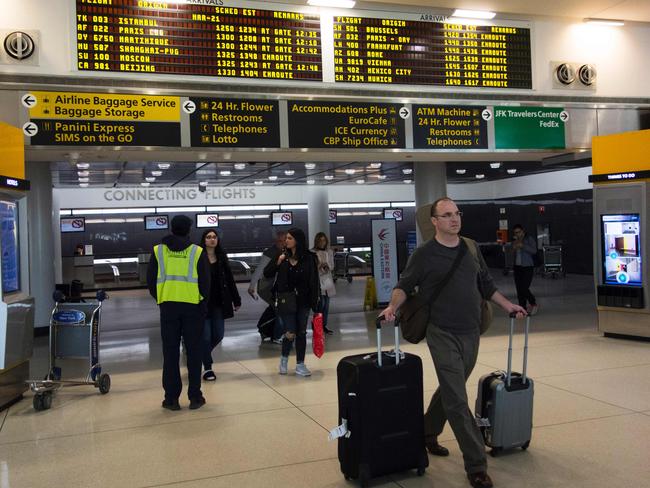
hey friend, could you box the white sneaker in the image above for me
[295,363,312,377]
[279,356,288,375]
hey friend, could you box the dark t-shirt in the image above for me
[396,237,497,335]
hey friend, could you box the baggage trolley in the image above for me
[26,290,111,411]
[333,251,353,283]
[542,245,564,278]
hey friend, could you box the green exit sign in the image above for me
[494,107,567,149]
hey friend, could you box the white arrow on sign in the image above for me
[559,110,570,122]
[22,122,38,137]
[399,107,410,119]
[182,100,196,114]
[21,93,37,108]
[481,108,493,121]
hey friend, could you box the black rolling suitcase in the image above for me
[256,305,276,341]
[336,317,428,487]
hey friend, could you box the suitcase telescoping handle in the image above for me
[375,315,401,367]
[506,313,530,387]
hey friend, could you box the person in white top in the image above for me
[312,232,336,334]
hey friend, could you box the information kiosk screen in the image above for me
[0,201,20,293]
[601,214,642,286]
[145,215,169,231]
[271,211,293,226]
[196,213,219,228]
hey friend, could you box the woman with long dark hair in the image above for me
[312,232,336,334]
[199,229,241,381]
[264,227,320,376]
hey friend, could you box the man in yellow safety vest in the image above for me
[147,215,210,411]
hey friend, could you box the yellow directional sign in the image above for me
[28,91,181,122]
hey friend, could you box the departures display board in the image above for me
[333,16,531,88]
[76,0,322,81]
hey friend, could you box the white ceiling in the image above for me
[359,0,650,23]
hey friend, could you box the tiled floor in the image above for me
[1,273,649,487]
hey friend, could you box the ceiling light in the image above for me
[77,170,89,177]
[452,9,496,20]
[220,170,231,176]
[234,163,246,170]
[584,18,624,26]
[377,174,387,180]
[304,163,316,169]
[356,179,365,184]
[145,177,156,182]
[151,170,163,177]
[158,163,171,169]
[490,162,501,169]
[369,163,382,169]
[141,182,151,187]
[403,179,412,184]
[79,183,89,188]
[344,168,356,175]
[199,181,208,187]
[475,174,485,179]
[402,168,413,175]
[507,169,517,175]
[254,180,264,185]
[268,175,278,181]
[78,177,89,183]
[324,175,335,180]
[284,169,295,176]
[76,162,89,170]
[456,169,467,174]
[307,179,316,185]
[307,0,356,8]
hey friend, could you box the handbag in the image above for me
[463,237,494,335]
[398,240,468,344]
[312,312,325,358]
[275,291,297,315]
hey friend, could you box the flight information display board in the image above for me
[333,16,532,88]
[76,0,322,81]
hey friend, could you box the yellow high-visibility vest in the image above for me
[154,244,203,305]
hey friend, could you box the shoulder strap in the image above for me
[462,236,479,262]
[426,238,468,304]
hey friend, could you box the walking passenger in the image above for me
[512,224,539,315]
[264,228,320,376]
[147,215,210,411]
[199,229,241,381]
[380,198,526,488]
[312,232,336,334]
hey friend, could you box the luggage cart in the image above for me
[542,245,564,278]
[333,252,353,283]
[26,290,111,411]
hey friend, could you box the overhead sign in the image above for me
[60,217,86,233]
[76,0,322,81]
[0,175,30,191]
[144,215,169,231]
[333,16,532,89]
[288,101,406,148]
[196,213,220,228]
[412,105,488,149]
[25,91,181,146]
[272,211,293,226]
[371,219,398,304]
[189,98,280,147]
[589,170,650,183]
[494,106,566,149]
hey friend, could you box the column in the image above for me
[414,161,447,244]
[25,162,56,329]
[305,185,330,249]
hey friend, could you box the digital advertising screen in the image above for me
[60,217,86,233]
[271,211,293,226]
[601,214,642,286]
[196,213,219,228]
[329,210,337,224]
[0,201,20,293]
[145,215,169,231]
[383,208,403,221]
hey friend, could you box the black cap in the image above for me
[171,215,192,236]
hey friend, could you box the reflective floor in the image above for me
[1,272,649,488]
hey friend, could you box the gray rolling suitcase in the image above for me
[475,313,533,456]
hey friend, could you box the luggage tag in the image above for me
[475,416,491,428]
[328,418,351,441]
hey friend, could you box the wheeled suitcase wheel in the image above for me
[98,373,111,394]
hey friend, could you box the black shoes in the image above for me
[468,472,493,488]
[202,370,217,381]
[189,396,206,410]
[323,327,334,335]
[425,437,450,457]
[161,399,180,411]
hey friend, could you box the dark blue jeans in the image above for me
[319,294,330,328]
[280,306,310,363]
[202,307,225,370]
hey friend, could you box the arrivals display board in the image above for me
[26,91,181,146]
[333,16,531,88]
[412,105,488,149]
[76,0,322,81]
[189,98,280,147]
[288,101,406,148]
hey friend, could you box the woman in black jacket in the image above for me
[200,229,241,381]
[264,227,320,377]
